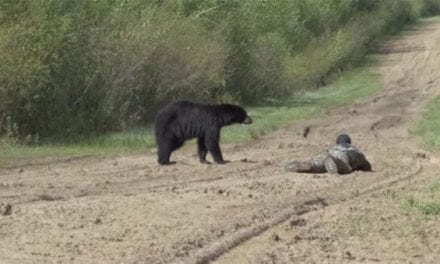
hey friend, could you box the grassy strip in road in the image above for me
[402,91,440,216]
[0,67,382,167]
[402,182,440,216]
[222,67,382,143]
[416,96,440,150]
[385,180,440,217]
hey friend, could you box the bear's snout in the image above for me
[243,116,252,124]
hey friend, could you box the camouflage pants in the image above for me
[285,150,352,174]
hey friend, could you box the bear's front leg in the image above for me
[205,130,228,164]
[157,138,181,165]
[207,141,225,164]
[197,137,210,164]
[157,142,173,165]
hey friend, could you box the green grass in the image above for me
[416,96,440,150]
[0,127,156,167]
[385,181,440,217]
[405,17,440,213]
[0,67,382,167]
[222,68,382,143]
[399,182,440,216]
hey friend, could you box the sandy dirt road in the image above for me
[1,19,440,264]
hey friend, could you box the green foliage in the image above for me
[0,0,226,140]
[387,180,440,216]
[417,202,440,215]
[423,0,440,14]
[0,0,439,141]
[0,66,381,165]
[401,182,440,216]
[416,96,440,149]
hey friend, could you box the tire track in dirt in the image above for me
[186,151,426,264]
[211,18,440,264]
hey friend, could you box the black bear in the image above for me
[154,101,252,165]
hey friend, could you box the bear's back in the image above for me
[155,101,216,138]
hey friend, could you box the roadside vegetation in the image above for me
[385,180,440,217]
[1,0,440,163]
[402,182,440,216]
[0,67,381,166]
[416,96,440,150]
[415,95,440,220]
[339,183,440,247]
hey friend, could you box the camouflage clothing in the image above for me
[285,134,371,174]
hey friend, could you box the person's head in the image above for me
[336,134,351,145]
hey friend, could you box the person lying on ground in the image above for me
[285,134,372,174]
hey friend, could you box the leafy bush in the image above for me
[422,0,440,15]
[0,0,439,141]
[0,0,226,140]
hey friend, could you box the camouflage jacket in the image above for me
[285,143,371,174]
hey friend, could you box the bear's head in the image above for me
[218,104,252,126]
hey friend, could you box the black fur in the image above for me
[154,101,252,165]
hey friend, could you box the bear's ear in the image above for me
[243,115,252,124]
